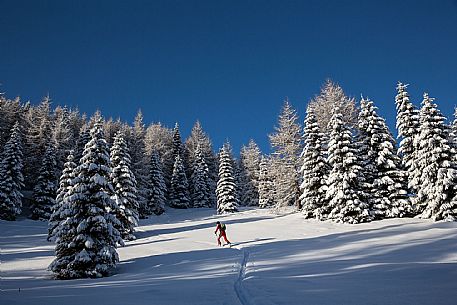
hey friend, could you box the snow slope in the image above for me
[2,208,457,305]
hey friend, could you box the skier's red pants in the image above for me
[218,231,230,246]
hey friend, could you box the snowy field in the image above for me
[2,207,457,305]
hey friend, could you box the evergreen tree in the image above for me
[48,151,76,241]
[53,106,76,173]
[395,82,420,196]
[451,107,457,142]
[258,156,276,208]
[110,131,139,240]
[172,122,184,160]
[130,110,149,218]
[49,117,122,279]
[324,111,371,224]
[146,151,167,215]
[169,154,190,209]
[421,166,457,221]
[299,107,329,219]
[0,96,23,149]
[216,143,238,214]
[358,98,412,219]
[74,124,91,164]
[415,93,457,217]
[31,143,58,221]
[239,140,261,206]
[191,144,212,208]
[269,99,303,208]
[184,121,218,206]
[0,122,24,220]
[144,123,174,186]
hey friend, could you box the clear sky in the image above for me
[1,0,457,154]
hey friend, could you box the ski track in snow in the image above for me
[234,248,250,305]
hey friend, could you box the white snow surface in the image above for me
[2,207,457,305]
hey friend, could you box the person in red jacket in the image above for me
[214,221,231,246]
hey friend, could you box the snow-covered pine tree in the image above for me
[323,111,372,224]
[53,106,76,173]
[169,154,190,209]
[258,156,276,208]
[172,122,184,161]
[239,140,261,206]
[191,144,212,208]
[395,82,420,197]
[31,143,58,221]
[110,131,139,240]
[48,151,76,241]
[130,110,149,218]
[146,151,167,215]
[49,117,123,279]
[0,96,23,149]
[451,107,457,145]
[74,124,91,164]
[144,123,174,187]
[415,93,457,218]
[299,107,329,219]
[308,79,359,135]
[0,122,24,220]
[216,143,238,214]
[184,121,218,206]
[269,99,303,208]
[358,98,411,219]
[422,166,457,221]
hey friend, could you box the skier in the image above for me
[214,221,231,246]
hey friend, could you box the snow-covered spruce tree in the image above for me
[0,95,21,147]
[323,111,372,224]
[31,143,58,221]
[169,154,190,209]
[423,166,457,221]
[299,107,329,219]
[258,156,276,208]
[269,99,303,208]
[53,106,76,173]
[74,124,91,164]
[216,143,238,214]
[358,98,412,219]
[308,79,359,135]
[395,82,420,196]
[49,117,123,279]
[191,144,212,208]
[130,110,149,218]
[0,122,24,220]
[451,107,457,141]
[184,121,218,207]
[146,151,166,215]
[239,140,261,207]
[110,131,139,240]
[414,93,457,219]
[48,151,77,241]
[144,123,174,186]
[172,122,184,163]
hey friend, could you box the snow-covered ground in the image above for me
[2,208,457,305]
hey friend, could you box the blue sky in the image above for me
[1,0,457,154]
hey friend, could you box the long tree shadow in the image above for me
[239,223,457,305]
[3,214,457,305]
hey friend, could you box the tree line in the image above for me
[0,79,456,278]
